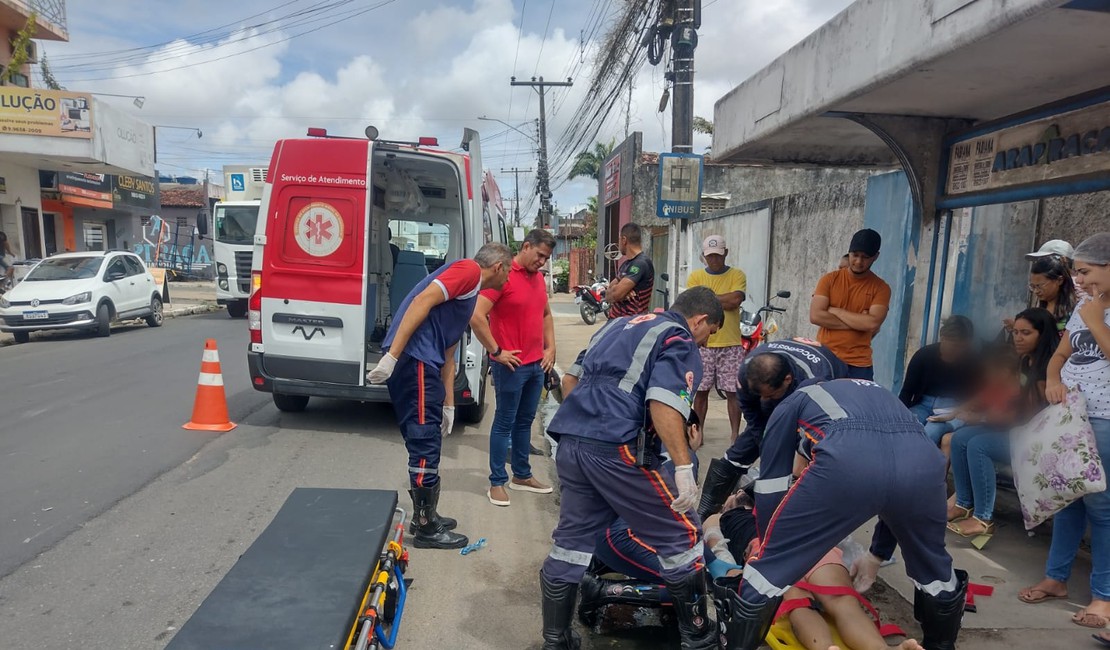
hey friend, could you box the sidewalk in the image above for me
[0,280,220,347]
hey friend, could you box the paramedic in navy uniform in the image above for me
[368,242,512,550]
[539,286,723,650]
[697,337,849,519]
[722,379,967,650]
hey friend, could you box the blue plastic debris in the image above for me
[460,537,487,556]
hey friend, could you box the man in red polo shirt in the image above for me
[470,229,558,506]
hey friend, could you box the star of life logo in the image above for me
[293,202,344,257]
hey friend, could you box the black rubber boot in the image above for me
[541,572,582,650]
[406,488,457,535]
[697,457,745,519]
[715,582,781,650]
[914,569,969,650]
[664,568,719,649]
[410,484,468,550]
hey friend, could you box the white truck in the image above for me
[213,165,267,317]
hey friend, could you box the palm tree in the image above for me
[567,139,617,181]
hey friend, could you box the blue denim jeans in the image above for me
[908,395,963,446]
[489,361,544,486]
[1044,417,1110,600]
[950,425,1011,521]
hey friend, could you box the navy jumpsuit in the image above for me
[740,379,958,605]
[542,311,705,586]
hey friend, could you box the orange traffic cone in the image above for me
[183,339,237,432]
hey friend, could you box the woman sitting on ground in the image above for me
[940,308,1056,537]
[898,315,979,450]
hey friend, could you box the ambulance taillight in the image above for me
[248,271,262,344]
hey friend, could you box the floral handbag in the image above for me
[1011,390,1106,530]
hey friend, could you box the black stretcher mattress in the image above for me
[166,488,398,650]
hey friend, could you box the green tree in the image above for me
[567,139,616,181]
[2,12,37,85]
[39,51,63,90]
[580,195,599,252]
[693,116,714,135]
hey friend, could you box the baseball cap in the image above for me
[702,235,727,256]
[849,229,881,256]
[1025,239,1074,261]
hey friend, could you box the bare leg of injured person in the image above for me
[787,563,925,650]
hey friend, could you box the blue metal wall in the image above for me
[862,171,917,393]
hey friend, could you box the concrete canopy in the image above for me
[713,0,1110,166]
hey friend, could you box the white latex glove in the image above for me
[670,464,700,513]
[367,353,398,384]
[849,552,883,593]
[441,406,456,437]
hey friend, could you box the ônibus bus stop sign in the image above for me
[656,152,704,218]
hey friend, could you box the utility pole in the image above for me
[511,76,572,228]
[669,0,700,295]
[500,167,533,227]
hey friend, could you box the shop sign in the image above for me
[0,87,94,139]
[945,101,1110,196]
[59,172,112,209]
[113,174,159,211]
[656,153,704,219]
[603,156,621,205]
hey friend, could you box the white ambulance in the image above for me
[247,128,509,422]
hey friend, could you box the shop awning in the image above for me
[712,0,1110,166]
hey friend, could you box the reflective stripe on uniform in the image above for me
[619,321,685,392]
[742,563,790,597]
[658,540,705,571]
[913,569,959,596]
[566,363,583,378]
[754,476,792,494]
[548,545,593,567]
[645,386,691,419]
[799,385,848,420]
[408,466,438,475]
[198,372,224,386]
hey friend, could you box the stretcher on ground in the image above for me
[166,488,410,650]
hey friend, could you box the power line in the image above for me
[60,0,400,82]
[506,0,528,123]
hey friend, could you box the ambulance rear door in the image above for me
[258,138,375,390]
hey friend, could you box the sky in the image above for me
[40,0,855,219]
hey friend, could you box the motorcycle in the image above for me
[714,290,791,400]
[574,277,609,325]
[739,290,791,354]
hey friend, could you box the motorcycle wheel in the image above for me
[580,303,598,325]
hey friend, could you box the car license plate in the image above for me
[22,310,48,320]
[574,296,582,305]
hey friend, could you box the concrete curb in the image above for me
[0,303,221,347]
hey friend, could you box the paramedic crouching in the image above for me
[539,286,723,650]
[723,379,967,650]
[368,242,512,550]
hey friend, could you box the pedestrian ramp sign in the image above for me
[657,153,704,219]
[230,174,245,192]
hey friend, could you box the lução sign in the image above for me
[0,87,94,139]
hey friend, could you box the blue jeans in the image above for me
[845,365,874,381]
[909,395,963,446]
[489,361,544,486]
[950,425,1011,521]
[1044,417,1110,600]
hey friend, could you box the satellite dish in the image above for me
[365,125,380,140]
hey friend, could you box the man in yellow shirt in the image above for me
[687,235,747,443]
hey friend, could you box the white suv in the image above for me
[0,251,164,343]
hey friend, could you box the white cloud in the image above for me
[45,0,853,210]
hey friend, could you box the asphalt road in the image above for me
[0,311,568,649]
[0,312,267,579]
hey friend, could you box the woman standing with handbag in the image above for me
[1018,232,1110,638]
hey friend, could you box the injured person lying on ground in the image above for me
[579,474,927,650]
